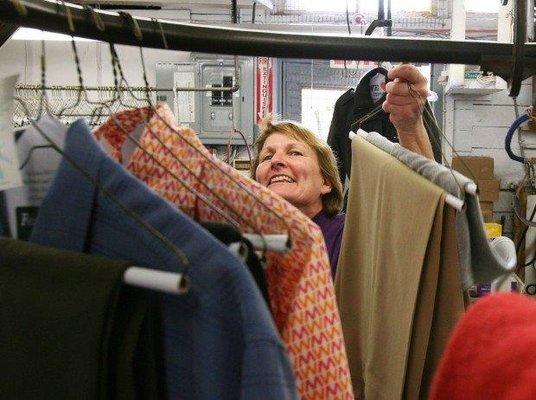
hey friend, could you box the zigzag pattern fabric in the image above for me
[94,103,354,399]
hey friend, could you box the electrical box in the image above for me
[155,56,255,145]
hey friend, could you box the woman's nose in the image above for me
[270,152,287,167]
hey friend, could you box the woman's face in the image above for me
[256,132,332,217]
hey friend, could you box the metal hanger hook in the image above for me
[151,17,168,50]
[118,11,143,42]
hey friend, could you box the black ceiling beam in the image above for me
[0,22,18,48]
[1,0,534,96]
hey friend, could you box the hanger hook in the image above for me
[151,17,168,50]
[57,0,86,119]
[118,11,143,42]
[107,18,145,108]
[58,0,76,34]
[84,5,105,32]
[117,13,154,106]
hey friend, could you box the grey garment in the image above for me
[355,129,510,289]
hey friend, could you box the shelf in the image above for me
[445,87,504,95]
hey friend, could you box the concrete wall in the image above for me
[443,81,533,235]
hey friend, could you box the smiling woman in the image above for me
[251,65,434,280]
[251,118,344,277]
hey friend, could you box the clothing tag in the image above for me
[369,73,386,103]
[0,74,23,190]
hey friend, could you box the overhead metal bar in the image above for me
[1,0,536,95]
[0,22,18,47]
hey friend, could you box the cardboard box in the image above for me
[482,210,494,222]
[452,156,494,180]
[485,222,502,238]
[480,201,494,213]
[477,179,500,202]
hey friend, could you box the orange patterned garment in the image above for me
[94,103,354,399]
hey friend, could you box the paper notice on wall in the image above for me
[256,57,273,123]
[0,74,23,191]
[173,70,196,123]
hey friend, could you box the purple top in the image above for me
[312,211,345,278]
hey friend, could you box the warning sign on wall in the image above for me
[256,57,274,124]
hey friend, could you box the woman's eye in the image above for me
[261,154,272,161]
[290,151,303,156]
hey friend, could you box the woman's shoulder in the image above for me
[331,212,345,226]
[333,213,345,222]
[322,212,345,232]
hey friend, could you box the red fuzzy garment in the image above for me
[429,293,536,400]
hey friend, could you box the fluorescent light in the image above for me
[11,28,95,41]
[466,0,499,13]
[360,0,430,13]
[301,0,356,12]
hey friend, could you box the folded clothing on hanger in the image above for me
[355,129,514,288]
[335,136,465,399]
[0,237,163,399]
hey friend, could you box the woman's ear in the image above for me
[320,179,332,195]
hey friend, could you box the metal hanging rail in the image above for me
[1,0,535,96]
[15,84,238,92]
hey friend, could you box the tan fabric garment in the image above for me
[335,137,444,400]
[419,207,465,398]
[403,195,444,400]
[403,202,465,399]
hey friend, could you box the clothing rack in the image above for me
[15,84,238,93]
[0,0,534,96]
[14,84,155,126]
[13,84,237,126]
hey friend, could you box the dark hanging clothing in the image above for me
[201,221,270,308]
[0,237,163,400]
[327,67,442,189]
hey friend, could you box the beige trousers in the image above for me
[335,137,464,399]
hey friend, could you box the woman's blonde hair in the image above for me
[250,117,343,217]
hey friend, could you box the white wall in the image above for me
[444,80,533,235]
[0,39,190,87]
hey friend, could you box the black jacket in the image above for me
[327,67,442,186]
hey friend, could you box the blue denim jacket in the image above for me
[30,119,298,400]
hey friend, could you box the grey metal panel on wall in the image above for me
[155,56,255,145]
[279,59,363,121]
